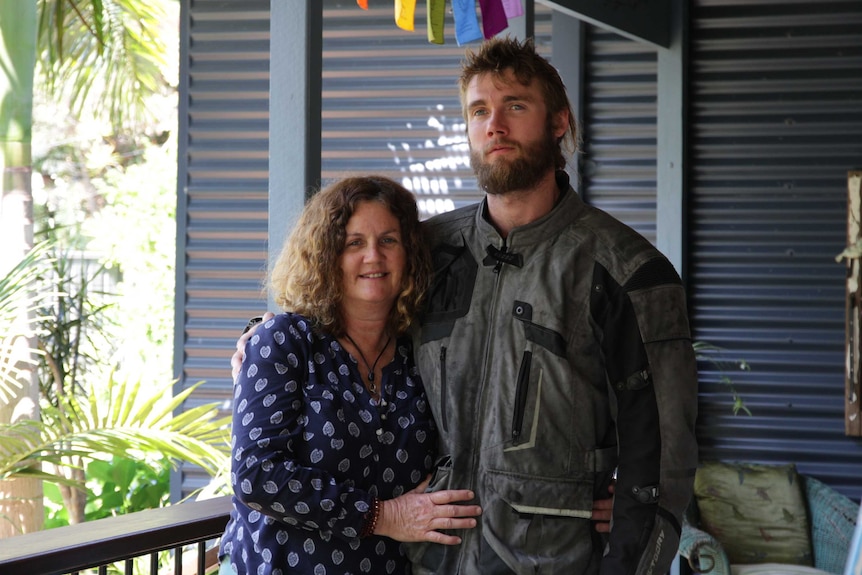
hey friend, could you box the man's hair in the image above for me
[458,36,579,169]
[269,175,432,336]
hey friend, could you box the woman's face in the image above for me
[339,200,406,314]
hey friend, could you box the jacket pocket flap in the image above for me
[485,468,593,518]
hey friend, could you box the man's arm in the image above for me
[592,258,698,575]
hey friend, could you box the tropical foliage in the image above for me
[32,226,116,406]
[0,376,229,487]
[0,242,51,405]
[43,455,170,528]
[1,0,216,536]
[36,0,173,137]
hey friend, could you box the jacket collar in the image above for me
[475,170,585,248]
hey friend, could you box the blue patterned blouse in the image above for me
[219,313,437,575]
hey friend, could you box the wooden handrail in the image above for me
[0,495,232,575]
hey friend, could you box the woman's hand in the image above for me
[374,476,482,544]
[231,312,275,380]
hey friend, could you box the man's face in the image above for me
[465,69,566,195]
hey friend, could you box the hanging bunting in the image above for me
[396,0,417,31]
[502,0,523,18]
[478,0,508,39]
[427,0,446,44]
[452,0,483,45]
[356,0,520,44]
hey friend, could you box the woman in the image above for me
[218,176,481,575]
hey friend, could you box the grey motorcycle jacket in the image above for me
[408,172,699,575]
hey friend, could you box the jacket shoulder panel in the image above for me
[569,204,675,287]
[422,203,480,248]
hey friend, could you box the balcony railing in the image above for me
[0,495,231,575]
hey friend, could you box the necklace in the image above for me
[343,332,392,395]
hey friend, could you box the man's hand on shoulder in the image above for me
[231,312,275,380]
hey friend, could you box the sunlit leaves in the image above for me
[0,377,230,488]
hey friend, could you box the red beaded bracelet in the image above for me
[360,497,380,538]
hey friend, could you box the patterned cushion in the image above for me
[695,461,814,566]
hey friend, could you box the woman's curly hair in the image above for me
[269,175,432,336]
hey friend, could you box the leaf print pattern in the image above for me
[219,312,437,575]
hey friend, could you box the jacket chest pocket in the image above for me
[421,243,478,343]
[506,300,570,449]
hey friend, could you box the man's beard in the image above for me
[470,126,558,196]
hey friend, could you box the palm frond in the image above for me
[0,241,54,324]
[0,376,230,488]
[36,0,171,134]
[0,241,54,404]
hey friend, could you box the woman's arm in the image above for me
[230,314,374,541]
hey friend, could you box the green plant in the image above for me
[694,340,752,415]
[0,376,229,492]
[36,0,173,135]
[33,224,118,406]
[0,242,52,405]
[16,226,121,524]
[1,0,179,535]
[43,455,170,528]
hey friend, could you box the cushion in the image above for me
[844,503,862,575]
[694,461,814,566]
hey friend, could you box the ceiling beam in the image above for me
[544,0,670,48]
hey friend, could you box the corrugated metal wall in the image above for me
[689,0,862,497]
[581,27,658,244]
[174,0,272,498]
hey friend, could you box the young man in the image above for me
[406,37,698,575]
[233,37,697,575]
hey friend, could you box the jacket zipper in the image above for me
[512,350,532,443]
[440,346,448,432]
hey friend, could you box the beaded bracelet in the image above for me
[360,497,380,538]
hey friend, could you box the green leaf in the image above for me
[694,340,753,416]
[0,241,55,404]
[0,376,229,488]
[36,0,173,135]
